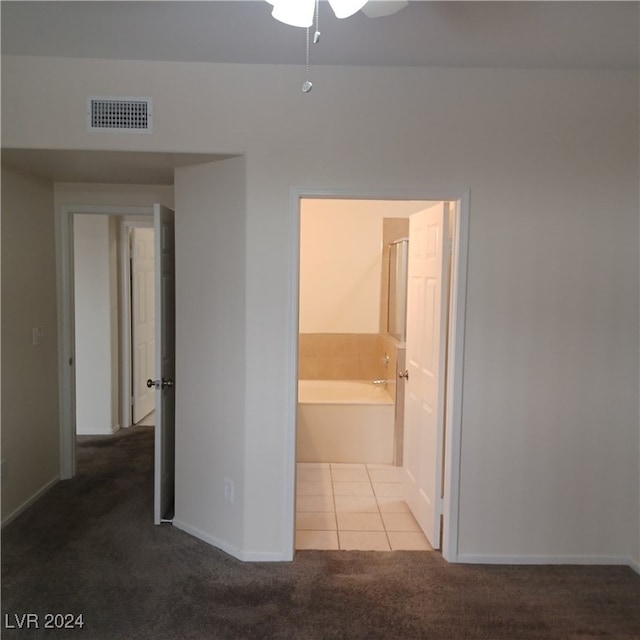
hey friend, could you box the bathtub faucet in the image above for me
[372,379,388,386]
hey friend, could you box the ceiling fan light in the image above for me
[269,0,315,28]
[328,0,369,19]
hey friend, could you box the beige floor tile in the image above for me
[337,512,384,532]
[376,498,411,513]
[332,481,374,497]
[339,531,390,551]
[381,512,421,532]
[296,495,334,512]
[334,496,379,513]
[294,461,431,552]
[331,468,370,482]
[387,531,433,551]
[296,530,339,550]
[372,482,404,498]
[296,480,333,496]
[296,511,337,531]
[367,467,404,483]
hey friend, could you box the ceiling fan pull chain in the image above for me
[313,0,321,43]
[302,0,320,93]
[302,25,313,93]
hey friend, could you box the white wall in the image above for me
[299,199,422,334]
[2,56,638,567]
[73,214,119,435]
[1,165,59,524]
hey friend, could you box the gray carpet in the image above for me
[2,426,639,640]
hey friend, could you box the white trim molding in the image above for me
[1,476,59,528]
[628,557,640,574]
[457,554,638,569]
[173,519,290,562]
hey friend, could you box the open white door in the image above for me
[151,204,176,525]
[131,227,156,424]
[403,202,449,549]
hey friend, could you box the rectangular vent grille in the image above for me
[88,97,152,133]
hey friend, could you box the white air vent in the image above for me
[87,97,152,133]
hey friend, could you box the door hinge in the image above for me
[446,238,453,253]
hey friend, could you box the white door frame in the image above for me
[56,204,153,479]
[287,187,469,562]
[120,219,155,431]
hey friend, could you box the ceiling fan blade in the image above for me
[361,0,409,18]
[268,0,315,27]
[328,0,369,19]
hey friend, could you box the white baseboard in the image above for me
[627,556,640,574]
[240,549,291,562]
[172,519,243,559]
[172,519,290,562]
[1,476,59,528]
[77,424,120,436]
[456,553,635,568]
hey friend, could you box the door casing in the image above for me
[288,187,469,562]
[56,204,153,479]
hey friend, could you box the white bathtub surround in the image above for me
[295,462,431,551]
[297,381,395,464]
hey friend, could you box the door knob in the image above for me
[147,378,174,390]
[398,369,409,380]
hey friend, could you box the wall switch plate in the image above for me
[223,478,234,503]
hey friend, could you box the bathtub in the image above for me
[296,380,395,464]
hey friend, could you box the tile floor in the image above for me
[296,462,433,552]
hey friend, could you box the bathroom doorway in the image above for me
[293,193,468,558]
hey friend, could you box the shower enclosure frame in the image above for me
[387,237,409,343]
